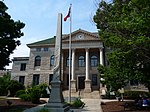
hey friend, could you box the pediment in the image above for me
[62,29,100,42]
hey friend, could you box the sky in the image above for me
[4,0,100,69]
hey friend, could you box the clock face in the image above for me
[77,34,84,40]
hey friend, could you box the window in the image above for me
[36,48,41,52]
[92,74,97,86]
[66,56,72,67]
[50,55,55,66]
[20,63,26,71]
[78,56,85,67]
[34,56,41,66]
[49,74,53,85]
[33,74,40,86]
[91,55,98,67]
[19,76,25,85]
[44,48,48,51]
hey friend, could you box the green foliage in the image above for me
[94,0,150,91]
[0,1,25,69]
[7,80,25,96]
[26,87,32,94]
[16,84,50,103]
[124,91,150,99]
[71,98,84,108]
[38,83,50,98]
[16,90,26,97]
[29,86,41,103]
[101,91,116,99]
[19,94,31,101]
[0,74,10,95]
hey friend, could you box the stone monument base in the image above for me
[44,81,70,112]
[45,103,70,112]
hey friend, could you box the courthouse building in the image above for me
[11,29,106,92]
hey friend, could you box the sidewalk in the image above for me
[81,99,103,112]
[23,98,103,112]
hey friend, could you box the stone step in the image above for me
[63,90,100,99]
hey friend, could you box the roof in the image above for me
[12,57,29,61]
[27,29,99,48]
[27,36,56,47]
[62,29,98,39]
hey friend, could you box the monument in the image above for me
[44,13,70,112]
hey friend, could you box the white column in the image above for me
[85,48,89,80]
[99,48,104,90]
[71,49,75,80]
[99,48,104,65]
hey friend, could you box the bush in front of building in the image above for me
[101,91,116,99]
[29,86,41,103]
[16,90,26,97]
[17,86,41,103]
[0,74,11,96]
[124,91,150,99]
[70,98,85,108]
[17,84,50,103]
[19,94,31,101]
[38,83,50,98]
[7,80,25,96]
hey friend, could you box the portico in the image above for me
[62,46,104,93]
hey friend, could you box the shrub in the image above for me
[17,84,52,104]
[16,90,26,97]
[7,80,25,96]
[38,84,50,98]
[19,94,31,101]
[101,91,116,99]
[0,74,11,96]
[26,87,32,94]
[72,98,84,108]
[30,86,41,103]
[124,91,150,99]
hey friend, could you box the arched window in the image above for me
[34,56,41,66]
[91,55,98,67]
[66,56,72,67]
[78,56,85,67]
[50,55,55,66]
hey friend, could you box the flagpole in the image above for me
[68,3,72,103]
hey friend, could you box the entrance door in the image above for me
[78,76,85,89]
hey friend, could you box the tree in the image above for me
[0,1,25,69]
[0,73,11,95]
[94,0,150,91]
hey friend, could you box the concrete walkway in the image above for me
[81,99,102,112]
[0,96,102,112]
[23,98,103,112]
